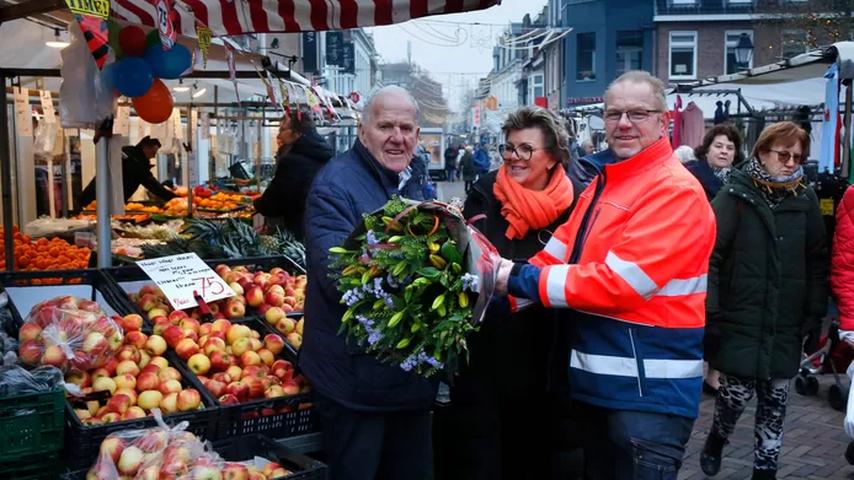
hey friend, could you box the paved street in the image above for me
[681,374,854,479]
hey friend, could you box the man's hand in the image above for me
[494,257,515,296]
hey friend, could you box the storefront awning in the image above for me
[112,0,500,37]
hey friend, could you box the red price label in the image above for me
[193,276,225,298]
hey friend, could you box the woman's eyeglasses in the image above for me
[503,144,546,161]
[769,149,804,164]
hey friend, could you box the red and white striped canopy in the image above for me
[111,0,500,37]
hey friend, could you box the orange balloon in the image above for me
[132,79,173,124]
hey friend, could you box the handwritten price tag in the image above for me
[136,253,235,310]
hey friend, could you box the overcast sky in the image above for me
[367,1,549,112]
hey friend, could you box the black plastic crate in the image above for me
[62,349,219,471]
[60,434,326,480]
[168,318,316,440]
[213,434,326,480]
[102,255,304,327]
[0,269,134,328]
[0,450,61,479]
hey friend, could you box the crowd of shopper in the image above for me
[281,70,840,479]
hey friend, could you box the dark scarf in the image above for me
[744,157,805,209]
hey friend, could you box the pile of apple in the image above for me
[17,295,123,372]
[66,312,205,425]
[263,309,304,351]
[130,265,307,329]
[158,316,310,404]
[88,428,295,479]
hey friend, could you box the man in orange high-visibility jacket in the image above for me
[495,71,717,479]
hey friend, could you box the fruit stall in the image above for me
[0,255,320,479]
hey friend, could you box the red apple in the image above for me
[245,378,265,398]
[149,356,169,370]
[106,393,132,414]
[137,390,164,410]
[118,445,144,475]
[206,378,227,397]
[99,436,126,463]
[218,393,240,405]
[158,366,182,383]
[136,371,160,391]
[159,379,182,395]
[115,360,140,377]
[162,325,186,348]
[210,350,233,371]
[123,406,146,420]
[174,338,200,360]
[231,337,252,356]
[264,334,285,354]
[168,309,189,324]
[224,299,246,319]
[119,314,144,332]
[282,380,300,396]
[147,307,169,321]
[116,345,141,363]
[180,318,201,334]
[177,388,202,411]
[245,286,264,308]
[18,322,42,342]
[114,373,137,390]
[124,330,148,349]
[152,318,171,336]
[226,381,250,401]
[274,317,296,335]
[114,387,137,404]
[265,385,285,398]
[225,365,243,381]
[226,324,251,345]
[18,339,43,364]
[257,348,275,366]
[203,336,227,355]
[159,392,179,413]
[199,323,213,337]
[41,344,67,368]
[66,369,91,388]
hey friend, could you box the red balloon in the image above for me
[132,79,173,124]
[118,26,147,57]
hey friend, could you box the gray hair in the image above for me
[361,85,420,126]
[604,70,668,111]
[673,145,697,164]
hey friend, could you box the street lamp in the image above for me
[734,33,754,70]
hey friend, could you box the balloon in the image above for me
[144,43,193,79]
[99,62,118,93]
[118,26,147,57]
[145,29,161,49]
[113,57,154,98]
[132,79,173,124]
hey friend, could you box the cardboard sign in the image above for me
[136,253,235,310]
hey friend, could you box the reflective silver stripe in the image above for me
[570,350,638,377]
[605,251,658,299]
[659,275,707,296]
[545,265,571,307]
[543,237,568,261]
[571,350,703,379]
[643,358,704,379]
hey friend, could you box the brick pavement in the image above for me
[680,375,854,479]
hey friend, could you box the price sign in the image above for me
[136,253,235,310]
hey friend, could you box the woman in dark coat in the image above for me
[685,124,743,201]
[700,122,828,480]
[460,146,478,193]
[446,106,582,479]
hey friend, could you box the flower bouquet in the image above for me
[330,197,498,377]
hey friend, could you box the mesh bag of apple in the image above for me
[87,413,297,479]
[17,296,123,372]
[63,312,208,425]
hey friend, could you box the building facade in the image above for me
[561,0,655,105]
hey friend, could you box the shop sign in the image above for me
[64,0,110,19]
[14,87,32,137]
[136,253,236,310]
[567,96,603,106]
[156,0,176,50]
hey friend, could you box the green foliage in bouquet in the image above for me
[330,197,480,377]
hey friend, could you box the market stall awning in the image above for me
[112,0,500,37]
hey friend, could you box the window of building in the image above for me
[725,30,753,74]
[670,0,696,5]
[531,73,544,100]
[782,30,808,59]
[669,31,697,80]
[576,32,596,81]
[616,31,643,77]
[727,0,753,4]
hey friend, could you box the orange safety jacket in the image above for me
[526,137,717,418]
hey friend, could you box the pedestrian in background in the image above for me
[685,124,743,201]
[701,121,828,480]
[460,146,478,193]
[444,142,458,182]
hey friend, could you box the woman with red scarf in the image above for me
[445,107,583,479]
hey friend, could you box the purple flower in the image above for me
[461,273,479,293]
[366,230,380,246]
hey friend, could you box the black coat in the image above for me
[707,168,828,379]
[684,159,723,201]
[254,130,334,240]
[456,169,582,397]
[301,139,436,412]
[80,145,177,207]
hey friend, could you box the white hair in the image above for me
[361,85,420,125]
[674,145,697,164]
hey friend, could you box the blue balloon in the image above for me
[99,62,119,93]
[144,43,192,80]
[113,57,154,98]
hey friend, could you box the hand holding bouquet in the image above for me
[330,197,497,377]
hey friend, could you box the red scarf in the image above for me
[492,164,574,240]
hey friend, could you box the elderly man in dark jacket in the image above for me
[302,86,436,480]
[254,112,334,240]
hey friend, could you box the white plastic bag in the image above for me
[59,23,116,129]
[845,361,854,438]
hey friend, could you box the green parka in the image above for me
[706,168,828,380]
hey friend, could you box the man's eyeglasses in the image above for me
[503,144,546,161]
[769,149,804,164]
[603,109,662,123]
